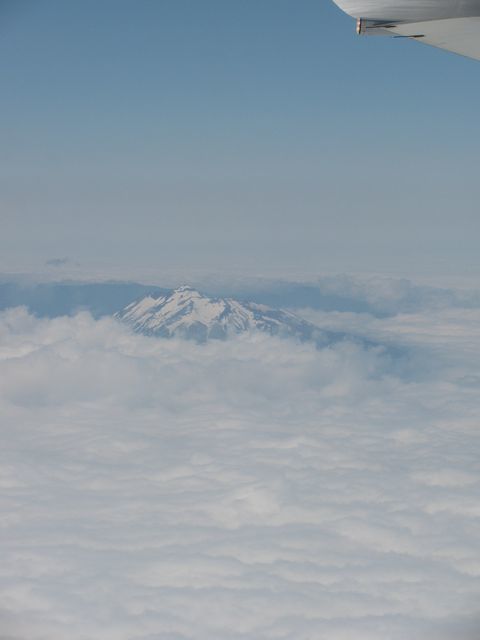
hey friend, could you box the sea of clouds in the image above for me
[1,299,480,640]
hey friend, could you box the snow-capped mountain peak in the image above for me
[115,286,319,342]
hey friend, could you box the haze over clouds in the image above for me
[1,296,479,639]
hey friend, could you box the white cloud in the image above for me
[0,306,479,639]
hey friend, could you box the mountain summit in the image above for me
[115,285,320,343]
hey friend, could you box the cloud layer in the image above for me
[0,307,479,639]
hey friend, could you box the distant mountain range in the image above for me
[115,285,324,343]
[1,276,475,319]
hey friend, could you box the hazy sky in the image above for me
[1,0,479,279]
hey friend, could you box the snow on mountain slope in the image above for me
[115,285,320,342]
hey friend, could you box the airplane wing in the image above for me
[361,17,480,60]
[332,0,480,61]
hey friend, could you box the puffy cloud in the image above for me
[194,273,480,317]
[45,257,70,268]
[0,306,479,639]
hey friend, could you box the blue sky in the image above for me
[1,0,479,279]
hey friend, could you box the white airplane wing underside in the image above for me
[363,17,480,60]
